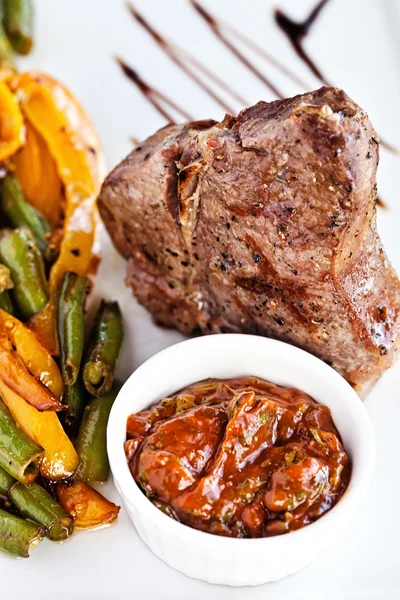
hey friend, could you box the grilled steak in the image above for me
[98,86,400,390]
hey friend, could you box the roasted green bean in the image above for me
[76,385,119,482]
[0,12,14,73]
[0,227,48,319]
[83,301,123,396]
[0,464,13,495]
[56,272,88,386]
[62,376,88,435]
[3,0,33,55]
[10,480,74,541]
[0,465,73,541]
[0,290,13,314]
[1,174,51,255]
[0,507,43,557]
[0,398,44,484]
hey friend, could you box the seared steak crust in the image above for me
[98,87,400,389]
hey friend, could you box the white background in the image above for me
[1,1,400,598]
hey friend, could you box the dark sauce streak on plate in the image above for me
[115,57,193,124]
[127,2,247,112]
[191,0,285,99]
[274,0,330,84]
[275,0,399,156]
[376,196,387,209]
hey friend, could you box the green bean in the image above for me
[0,464,73,541]
[1,175,51,255]
[0,227,48,319]
[0,290,13,314]
[0,464,13,495]
[9,480,73,541]
[0,507,43,557]
[76,385,119,482]
[0,398,44,484]
[56,272,88,386]
[0,11,14,73]
[62,376,88,436]
[83,301,124,396]
[3,0,33,55]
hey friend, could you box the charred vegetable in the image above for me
[62,376,88,436]
[0,507,43,557]
[1,174,51,255]
[56,480,120,529]
[0,227,48,319]
[3,0,33,55]
[83,301,123,396]
[0,398,43,484]
[76,385,118,482]
[56,272,88,386]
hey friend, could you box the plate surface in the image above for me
[2,0,400,598]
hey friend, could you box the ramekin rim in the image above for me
[108,333,375,548]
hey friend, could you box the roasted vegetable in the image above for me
[0,291,13,314]
[0,227,48,319]
[76,385,118,482]
[9,480,73,541]
[0,507,43,557]
[57,272,88,386]
[62,376,88,436]
[0,16,14,77]
[0,308,63,399]
[0,381,79,479]
[3,0,33,55]
[83,301,123,396]
[0,80,23,161]
[0,398,43,484]
[0,333,64,411]
[0,264,13,294]
[13,121,63,227]
[0,464,73,541]
[1,174,51,255]
[56,480,120,529]
[10,72,104,294]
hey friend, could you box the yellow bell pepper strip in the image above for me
[0,80,24,162]
[21,72,105,189]
[28,297,58,355]
[13,121,63,227]
[0,334,64,411]
[10,72,104,292]
[0,380,79,480]
[55,480,120,529]
[0,308,63,398]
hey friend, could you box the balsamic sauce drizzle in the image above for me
[274,0,330,83]
[191,0,284,99]
[115,57,192,124]
[275,0,398,155]
[127,2,247,112]
[118,0,398,167]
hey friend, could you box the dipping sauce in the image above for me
[125,377,350,538]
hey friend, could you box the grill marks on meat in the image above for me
[98,86,400,389]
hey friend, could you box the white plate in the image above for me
[2,0,400,598]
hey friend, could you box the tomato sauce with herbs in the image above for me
[125,377,350,538]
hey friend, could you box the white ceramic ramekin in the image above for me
[107,334,375,586]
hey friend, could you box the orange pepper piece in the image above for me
[10,72,101,292]
[0,380,79,479]
[0,79,24,162]
[56,480,120,529]
[0,308,63,398]
[0,334,64,411]
[13,121,63,227]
